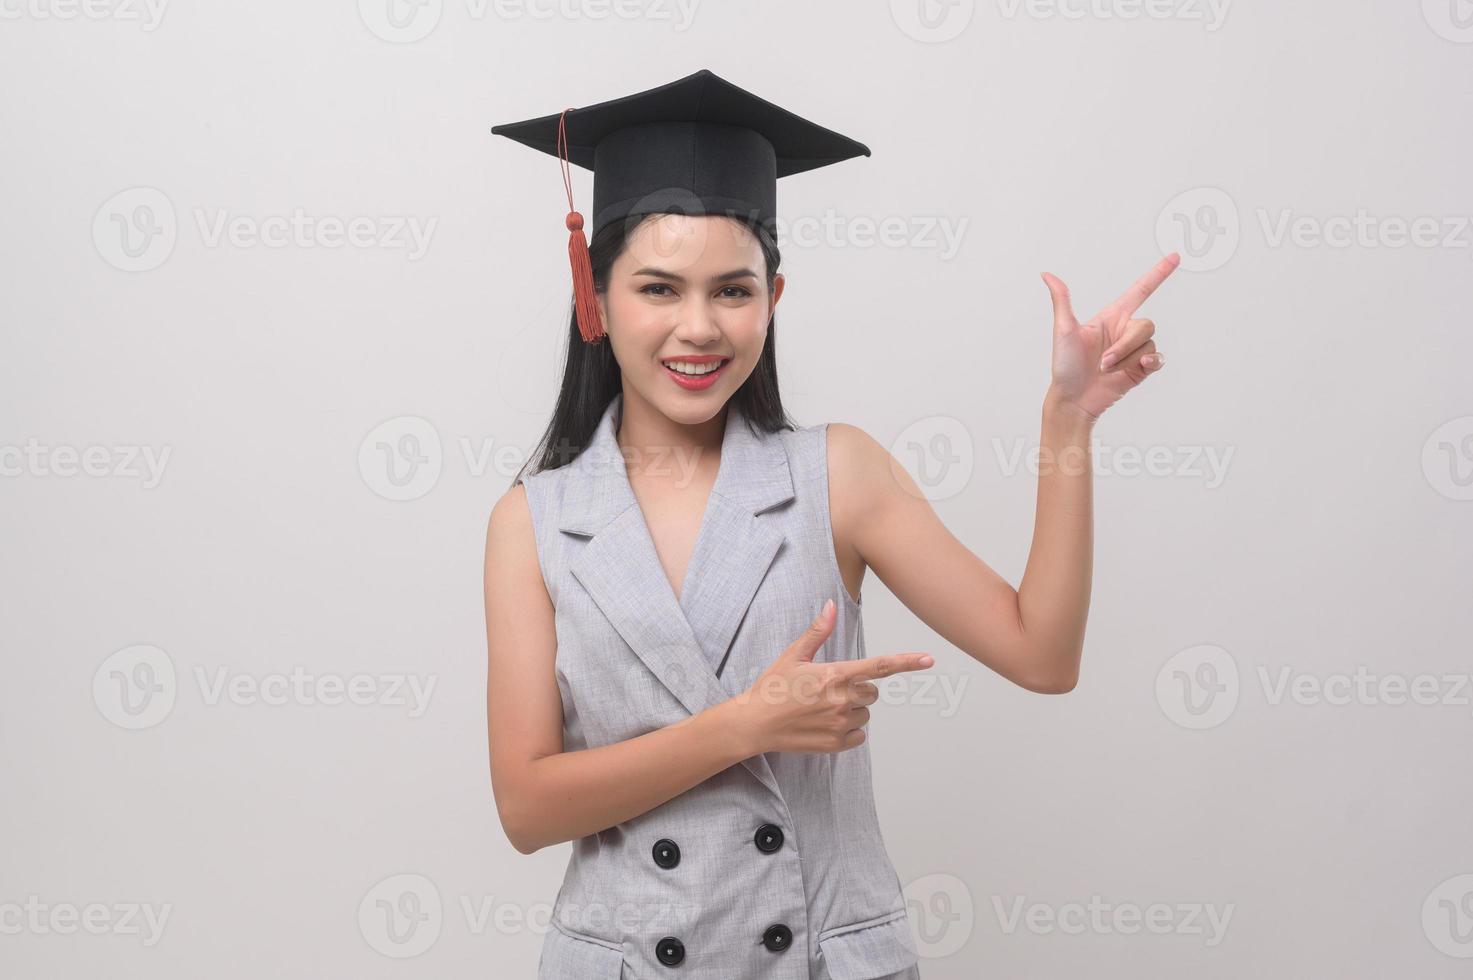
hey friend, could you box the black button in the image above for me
[656,936,685,966]
[652,838,681,869]
[761,923,792,952]
[754,823,784,853]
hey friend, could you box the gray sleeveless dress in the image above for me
[517,391,921,980]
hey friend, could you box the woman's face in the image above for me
[599,213,783,425]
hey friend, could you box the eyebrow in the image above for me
[630,267,760,284]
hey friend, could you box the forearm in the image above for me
[507,697,756,854]
[1015,387,1097,689]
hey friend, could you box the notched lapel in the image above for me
[679,479,788,682]
[559,393,796,802]
[569,503,730,720]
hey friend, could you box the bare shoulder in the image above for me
[824,420,882,462]
[484,482,540,585]
[824,421,898,515]
[823,422,898,597]
[486,482,531,541]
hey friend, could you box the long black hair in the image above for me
[511,211,795,488]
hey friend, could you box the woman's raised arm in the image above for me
[828,254,1179,694]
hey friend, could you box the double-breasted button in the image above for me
[656,936,685,966]
[761,923,793,952]
[652,838,681,869]
[754,823,784,853]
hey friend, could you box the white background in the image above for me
[3,1,1472,977]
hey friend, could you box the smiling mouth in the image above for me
[660,358,730,377]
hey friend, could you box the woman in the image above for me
[484,69,1177,979]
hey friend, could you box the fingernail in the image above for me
[1100,353,1116,369]
[823,599,834,616]
[919,655,934,666]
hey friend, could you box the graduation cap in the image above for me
[490,68,871,343]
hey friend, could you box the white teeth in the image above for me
[663,360,723,376]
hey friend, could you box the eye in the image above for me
[640,283,674,296]
[719,285,753,299]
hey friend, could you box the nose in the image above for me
[671,295,723,345]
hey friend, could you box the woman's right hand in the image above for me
[730,599,935,755]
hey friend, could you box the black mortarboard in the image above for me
[490,68,870,343]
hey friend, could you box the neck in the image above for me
[615,388,727,486]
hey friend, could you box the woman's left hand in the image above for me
[1041,252,1180,422]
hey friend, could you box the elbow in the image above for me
[1015,646,1081,694]
[1026,669,1079,695]
[496,793,545,855]
[502,814,535,855]
[504,819,545,856]
[509,833,543,856]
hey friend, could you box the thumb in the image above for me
[1041,271,1075,327]
[783,599,836,665]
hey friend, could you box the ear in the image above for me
[770,272,785,316]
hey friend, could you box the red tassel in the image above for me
[566,211,605,343]
[558,110,605,344]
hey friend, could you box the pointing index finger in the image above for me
[1113,252,1181,317]
[836,652,935,681]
